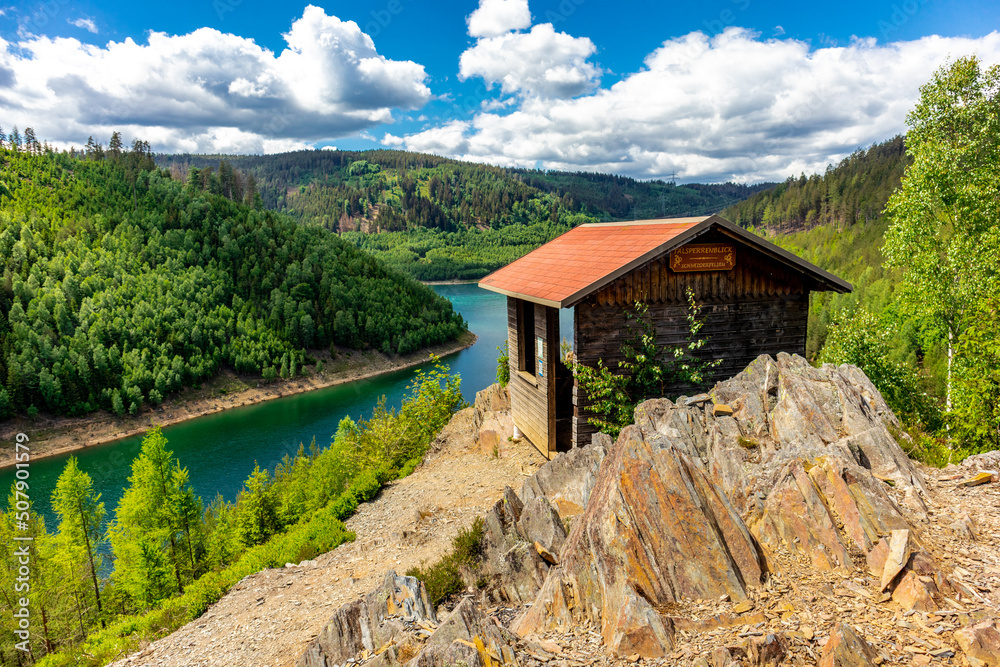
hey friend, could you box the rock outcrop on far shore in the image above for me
[296,353,1000,666]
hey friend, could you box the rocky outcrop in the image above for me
[519,437,608,521]
[301,355,994,667]
[407,598,518,667]
[296,571,436,667]
[473,383,514,457]
[514,426,765,657]
[297,574,518,667]
[513,353,943,658]
[475,487,553,605]
[633,354,935,586]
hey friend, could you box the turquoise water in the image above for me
[2,284,571,532]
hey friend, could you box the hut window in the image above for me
[517,300,536,375]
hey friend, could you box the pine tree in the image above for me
[1,486,59,658]
[235,463,279,547]
[108,131,124,161]
[23,127,40,155]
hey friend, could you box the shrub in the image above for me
[406,517,484,605]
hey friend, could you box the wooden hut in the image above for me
[478,215,852,459]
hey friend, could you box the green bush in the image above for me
[407,517,484,606]
[496,341,510,387]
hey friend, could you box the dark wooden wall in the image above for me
[572,234,811,448]
[507,297,560,458]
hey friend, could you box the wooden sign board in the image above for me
[670,244,736,272]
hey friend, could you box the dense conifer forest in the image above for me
[723,136,909,230]
[158,150,772,280]
[0,138,465,420]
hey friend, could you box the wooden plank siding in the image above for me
[571,235,811,449]
[507,297,560,459]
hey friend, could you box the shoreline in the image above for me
[420,279,480,285]
[0,331,477,470]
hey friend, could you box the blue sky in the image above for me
[1,0,999,182]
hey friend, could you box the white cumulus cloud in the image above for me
[392,28,1000,182]
[69,18,98,34]
[467,0,531,38]
[0,5,430,153]
[460,23,601,99]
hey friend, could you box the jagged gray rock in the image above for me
[513,425,764,657]
[513,353,941,657]
[296,571,435,667]
[476,486,551,604]
[519,439,607,520]
[408,598,518,667]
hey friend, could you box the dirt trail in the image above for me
[111,406,545,667]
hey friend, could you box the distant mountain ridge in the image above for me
[158,149,773,229]
[156,149,774,280]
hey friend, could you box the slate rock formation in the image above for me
[513,353,937,658]
[513,426,765,656]
[299,354,965,666]
[296,571,436,667]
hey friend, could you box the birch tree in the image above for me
[883,56,1000,415]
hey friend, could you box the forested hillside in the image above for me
[159,150,770,280]
[724,136,909,230]
[722,136,948,435]
[745,55,1000,462]
[0,143,465,420]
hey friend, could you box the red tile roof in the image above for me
[478,215,851,307]
[479,217,705,307]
